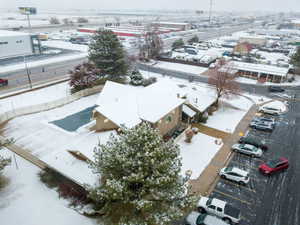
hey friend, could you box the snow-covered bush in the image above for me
[69,62,102,93]
[142,77,157,87]
[130,70,144,86]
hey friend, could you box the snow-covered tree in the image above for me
[88,123,197,225]
[188,35,199,45]
[0,139,12,178]
[172,39,185,50]
[88,29,129,78]
[69,62,102,93]
[291,46,300,72]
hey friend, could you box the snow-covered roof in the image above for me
[95,80,186,128]
[0,30,30,37]
[230,61,289,77]
[152,21,190,26]
[182,104,197,117]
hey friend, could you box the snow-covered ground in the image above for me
[178,132,222,179]
[154,61,208,75]
[0,82,70,113]
[206,104,248,133]
[2,94,105,186]
[0,148,97,225]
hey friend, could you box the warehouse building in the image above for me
[0,30,41,59]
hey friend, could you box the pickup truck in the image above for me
[0,78,8,87]
[197,197,241,224]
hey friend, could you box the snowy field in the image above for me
[0,148,97,225]
[154,61,208,75]
[178,133,222,180]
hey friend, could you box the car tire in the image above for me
[222,217,232,224]
[251,154,255,158]
[221,175,226,179]
[239,181,245,185]
[197,207,206,213]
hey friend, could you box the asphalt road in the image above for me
[208,89,300,225]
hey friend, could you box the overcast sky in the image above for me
[2,0,300,12]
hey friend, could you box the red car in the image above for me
[259,157,289,175]
[0,78,8,87]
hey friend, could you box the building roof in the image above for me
[95,80,186,128]
[182,104,197,117]
[0,30,30,37]
[230,61,289,77]
[151,21,190,26]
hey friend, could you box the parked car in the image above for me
[219,166,249,185]
[268,86,285,92]
[259,106,282,115]
[232,143,263,157]
[259,157,289,175]
[197,197,241,224]
[185,211,229,225]
[239,136,268,150]
[252,116,275,125]
[249,121,274,132]
[0,78,8,87]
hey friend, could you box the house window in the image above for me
[165,115,172,123]
[0,42,8,45]
[16,40,23,43]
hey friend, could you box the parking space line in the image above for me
[221,179,257,193]
[213,189,252,206]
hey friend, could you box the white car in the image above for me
[197,197,241,224]
[232,143,263,157]
[219,167,250,185]
[259,106,281,115]
[185,211,229,225]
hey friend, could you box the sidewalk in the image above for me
[189,104,258,195]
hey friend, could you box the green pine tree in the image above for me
[172,39,185,50]
[88,29,129,78]
[88,123,197,225]
[291,47,300,68]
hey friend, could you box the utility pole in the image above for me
[23,56,32,89]
[26,13,32,33]
[209,0,213,25]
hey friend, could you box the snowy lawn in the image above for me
[1,94,113,186]
[206,104,248,133]
[0,82,70,113]
[0,148,97,225]
[178,133,222,180]
[154,61,208,75]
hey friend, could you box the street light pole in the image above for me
[23,56,32,89]
[26,13,32,33]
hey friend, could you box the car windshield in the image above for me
[206,198,212,206]
[224,167,233,172]
[196,214,206,224]
[266,159,282,168]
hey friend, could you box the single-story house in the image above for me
[225,61,289,83]
[92,80,186,136]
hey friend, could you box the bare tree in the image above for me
[208,59,240,106]
[139,17,163,60]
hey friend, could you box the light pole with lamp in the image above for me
[23,55,32,89]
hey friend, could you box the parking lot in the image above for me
[209,91,300,225]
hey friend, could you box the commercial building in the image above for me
[0,30,41,59]
[229,61,289,83]
[151,22,191,31]
[239,36,267,47]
